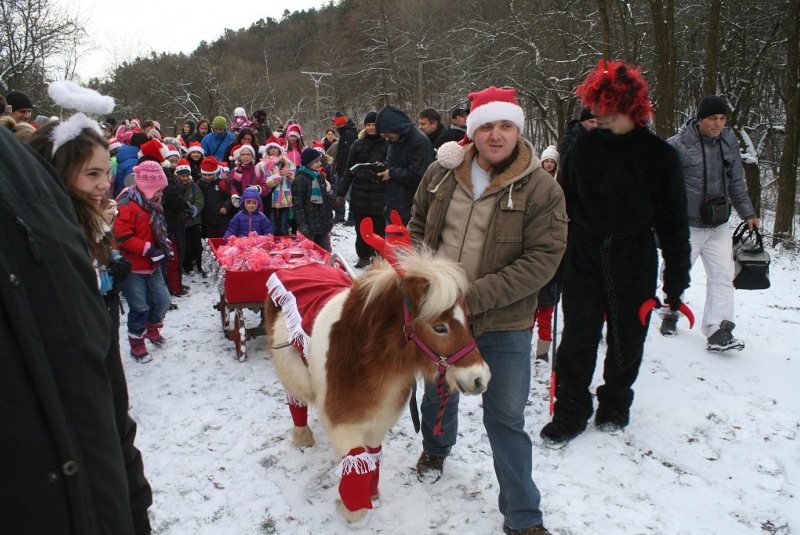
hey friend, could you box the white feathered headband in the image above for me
[48,81,115,156]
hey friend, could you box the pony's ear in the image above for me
[404,276,430,312]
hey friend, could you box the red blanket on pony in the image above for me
[267,263,352,355]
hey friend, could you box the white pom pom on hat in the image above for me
[437,141,466,170]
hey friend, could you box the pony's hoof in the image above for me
[292,426,315,447]
[335,499,369,524]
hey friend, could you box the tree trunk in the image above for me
[649,0,677,139]
[597,0,613,60]
[702,0,722,96]
[744,161,762,219]
[774,0,800,246]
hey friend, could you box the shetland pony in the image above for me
[265,248,490,523]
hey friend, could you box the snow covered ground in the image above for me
[120,222,799,535]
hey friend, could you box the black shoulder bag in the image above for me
[699,138,732,226]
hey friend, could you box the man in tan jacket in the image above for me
[407,86,567,535]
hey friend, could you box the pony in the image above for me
[264,247,490,523]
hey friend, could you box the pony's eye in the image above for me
[432,324,449,334]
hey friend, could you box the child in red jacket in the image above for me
[114,160,172,362]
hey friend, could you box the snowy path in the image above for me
[121,224,800,534]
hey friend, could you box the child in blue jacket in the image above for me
[224,187,273,238]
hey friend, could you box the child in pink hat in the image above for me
[114,160,172,362]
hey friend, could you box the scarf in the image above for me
[300,165,323,205]
[128,185,173,259]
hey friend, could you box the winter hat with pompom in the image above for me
[133,160,168,199]
[465,86,525,141]
[540,145,558,163]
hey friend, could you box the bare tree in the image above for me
[0,0,86,91]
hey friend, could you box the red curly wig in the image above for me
[577,60,653,126]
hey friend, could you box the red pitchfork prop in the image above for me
[638,297,695,328]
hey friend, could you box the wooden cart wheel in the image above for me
[234,309,247,362]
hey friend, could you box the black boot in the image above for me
[594,406,630,432]
[660,315,678,337]
[540,416,586,447]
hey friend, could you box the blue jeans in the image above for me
[269,208,290,236]
[121,272,170,336]
[421,329,543,529]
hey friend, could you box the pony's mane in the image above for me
[359,246,469,322]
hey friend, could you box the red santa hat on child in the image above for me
[261,136,285,156]
[165,144,180,159]
[186,141,204,156]
[200,156,220,174]
[175,158,191,174]
[437,86,525,170]
[108,138,122,151]
[138,138,168,164]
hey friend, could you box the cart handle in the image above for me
[327,252,357,279]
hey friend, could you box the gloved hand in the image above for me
[107,256,132,283]
[246,185,262,195]
[189,205,197,218]
[146,245,165,263]
[663,294,683,311]
[334,196,345,209]
[231,194,241,208]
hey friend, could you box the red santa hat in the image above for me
[186,141,204,156]
[138,138,167,163]
[165,144,180,159]
[261,136,285,157]
[234,144,255,160]
[200,156,220,174]
[437,86,525,170]
[175,159,191,174]
[108,138,122,151]
[465,86,525,140]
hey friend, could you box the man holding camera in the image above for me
[662,95,759,351]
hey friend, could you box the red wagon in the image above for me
[205,236,353,361]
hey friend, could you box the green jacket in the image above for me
[408,138,568,335]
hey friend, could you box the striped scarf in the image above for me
[128,185,173,259]
[300,165,323,204]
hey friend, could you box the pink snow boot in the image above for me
[145,322,167,348]
[129,333,153,363]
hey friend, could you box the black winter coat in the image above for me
[197,176,233,227]
[292,168,334,235]
[425,123,447,146]
[0,127,152,534]
[162,172,191,230]
[334,120,359,178]
[559,119,588,168]
[375,106,434,223]
[337,132,389,216]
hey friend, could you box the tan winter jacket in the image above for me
[408,138,568,335]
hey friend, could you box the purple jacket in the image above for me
[224,189,273,237]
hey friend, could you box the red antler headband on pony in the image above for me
[577,60,654,127]
[360,210,412,274]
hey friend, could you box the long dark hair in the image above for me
[28,121,114,265]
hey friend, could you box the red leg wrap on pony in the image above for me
[367,445,381,499]
[286,394,308,427]
[336,446,383,512]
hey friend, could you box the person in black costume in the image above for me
[540,61,691,446]
[0,125,153,534]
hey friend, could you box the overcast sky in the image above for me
[73,0,328,80]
